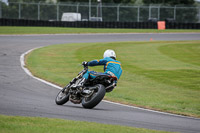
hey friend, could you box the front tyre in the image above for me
[82,84,106,109]
[55,87,70,105]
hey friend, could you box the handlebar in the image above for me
[82,64,88,70]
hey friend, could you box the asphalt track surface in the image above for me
[0,33,200,133]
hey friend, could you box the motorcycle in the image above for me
[55,64,117,109]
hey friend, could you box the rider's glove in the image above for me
[82,61,88,66]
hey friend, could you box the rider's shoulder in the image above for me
[103,57,114,61]
[104,57,120,63]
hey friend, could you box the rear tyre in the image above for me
[55,87,70,105]
[82,84,106,109]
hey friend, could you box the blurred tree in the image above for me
[58,0,136,4]
[5,0,57,20]
[142,0,195,5]
[142,0,197,23]
[8,0,40,2]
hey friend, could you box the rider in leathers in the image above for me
[77,49,122,87]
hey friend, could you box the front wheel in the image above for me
[82,84,106,109]
[55,87,70,105]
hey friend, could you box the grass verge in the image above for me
[25,41,200,118]
[1,26,200,34]
[0,115,171,133]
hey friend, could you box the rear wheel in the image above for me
[82,84,105,109]
[55,87,70,105]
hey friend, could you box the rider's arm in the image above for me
[88,59,107,66]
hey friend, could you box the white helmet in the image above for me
[103,49,116,59]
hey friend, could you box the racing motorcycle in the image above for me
[55,64,117,109]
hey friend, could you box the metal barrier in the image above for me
[0,2,200,23]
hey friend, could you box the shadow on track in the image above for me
[61,104,111,111]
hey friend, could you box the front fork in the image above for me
[62,77,76,93]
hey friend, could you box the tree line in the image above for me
[7,0,196,5]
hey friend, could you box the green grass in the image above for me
[1,26,200,34]
[25,41,200,117]
[0,115,171,133]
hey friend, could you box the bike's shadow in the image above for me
[62,104,111,111]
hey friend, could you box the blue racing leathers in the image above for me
[83,57,122,81]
